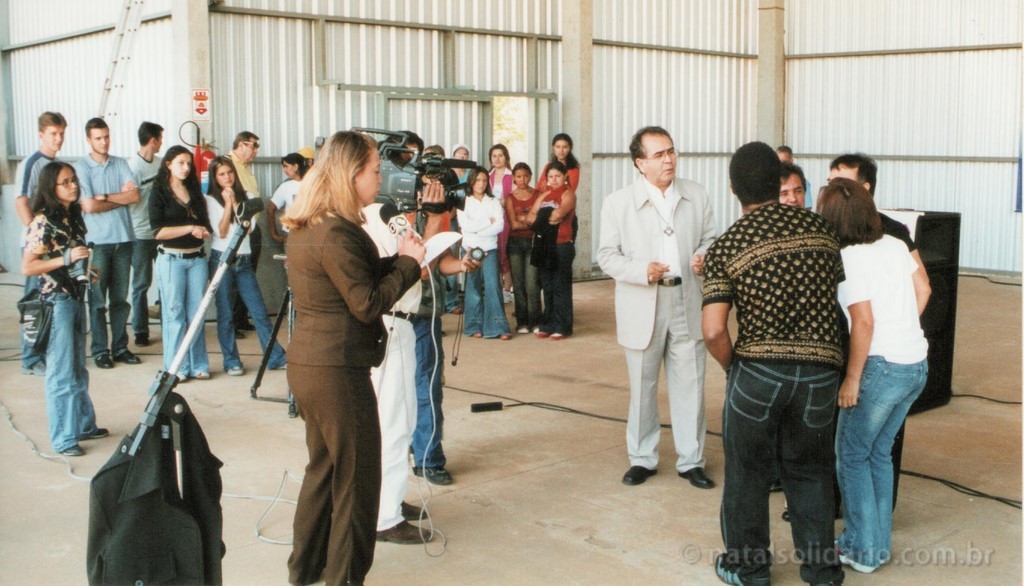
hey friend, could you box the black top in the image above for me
[24,211,88,299]
[879,213,917,252]
[149,183,212,248]
[702,203,846,368]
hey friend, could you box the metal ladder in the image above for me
[98,0,146,120]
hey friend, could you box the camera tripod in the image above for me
[249,254,296,417]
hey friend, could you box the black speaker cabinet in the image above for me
[909,212,961,414]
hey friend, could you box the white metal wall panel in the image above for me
[786,0,1022,55]
[787,50,1021,158]
[8,0,172,46]
[219,0,562,36]
[593,0,758,54]
[455,33,527,92]
[323,23,444,88]
[387,99,485,159]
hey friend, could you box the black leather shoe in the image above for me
[412,466,453,486]
[622,465,657,486]
[678,467,716,489]
[401,501,423,521]
[79,427,109,441]
[134,334,150,347]
[114,350,142,365]
[94,354,114,369]
[376,520,433,544]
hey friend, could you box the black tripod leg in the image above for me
[250,292,290,399]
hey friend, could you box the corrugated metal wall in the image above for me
[591,0,759,260]
[786,0,1022,272]
[8,0,171,46]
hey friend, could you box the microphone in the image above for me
[379,202,412,237]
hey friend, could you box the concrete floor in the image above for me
[0,274,1019,585]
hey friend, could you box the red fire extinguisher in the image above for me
[180,121,217,192]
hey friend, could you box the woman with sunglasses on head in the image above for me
[282,130,424,586]
[150,145,213,380]
[205,155,287,376]
[817,178,930,575]
[23,161,106,457]
[526,161,576,340]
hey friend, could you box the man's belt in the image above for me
[386,311,414,321]
[658,276,682,287]
[158,247,205,260]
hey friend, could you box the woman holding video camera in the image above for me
[458,165,512,340]
[22,161,106,457]
[282,130,425,586]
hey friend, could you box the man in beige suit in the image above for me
[597,126,717,488]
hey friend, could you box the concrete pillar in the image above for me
[561,0,594,277]
[757,0,786,147]
[171,0,212,144]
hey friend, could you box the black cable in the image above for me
[449,384,1019,509]
[958,273,1021,287]
[952,393,1022,405]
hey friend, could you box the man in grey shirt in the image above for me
[126,121,163,347]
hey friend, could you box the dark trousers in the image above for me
[130,238,159,337]
[538,242,574,335]
[721,359,844,585]
[288,364,381,586]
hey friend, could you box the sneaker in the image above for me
[549,333,566,341]
[113,350,142,365]
[21,362,46,376]
[715,553,770,586]
[193,372,211,380]
[412,466,453,486]
[376,520,433,544]
[269,362,287,371]
[59,445,84,457]
[79,428,109,441]
[94,354,114,369]
[517,327,529,334]
[226,366,245,376]
[837,546,877,574]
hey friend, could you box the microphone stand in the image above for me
[128,199,264,495]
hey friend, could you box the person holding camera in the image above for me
[206,155,287,376]
[150,146,213,380]
[458,166,512,340]
[282,131,425,586]
[22,161,107,457]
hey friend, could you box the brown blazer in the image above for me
[285,215,421,368]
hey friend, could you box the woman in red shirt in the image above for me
[504,162,542,333]
[526,161,576,340]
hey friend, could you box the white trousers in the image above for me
[624,285,707,472]
[371,315,417,531]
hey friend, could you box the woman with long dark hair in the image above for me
[205,155,286,376]
[535,132,581,192]
[504,162,542,333]
[282,130,425,586]
[149,145,212,379]
[23,161,106,456]
[818,178,930,574]
[527,161,576,339]
[458,165,512,340]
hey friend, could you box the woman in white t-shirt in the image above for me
[817,178,931,575]
[205,156,286,375]
[457,166,511,340]
[267,152,308,243]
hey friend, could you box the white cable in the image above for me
[223,470,303,545]
[1,400,92,482]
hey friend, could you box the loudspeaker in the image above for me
[909,212,961,414]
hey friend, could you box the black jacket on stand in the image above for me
[87,393,225,585]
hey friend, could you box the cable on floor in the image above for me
[0,400,92,482]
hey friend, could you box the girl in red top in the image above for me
[527,161,576,340]
[504,162,542,333]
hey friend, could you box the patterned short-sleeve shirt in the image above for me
[25,212,86,299]
[702,203,845,368]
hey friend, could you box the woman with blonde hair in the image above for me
[283,130,425,586]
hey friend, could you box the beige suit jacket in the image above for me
[596,176,717,350]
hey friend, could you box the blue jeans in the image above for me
[89,241,133,357]
[836,356,928,570]
[538,242,574,335]
[462,247,510,338]
[22,270,44,369]
[130,239,158,337]
[411,315,446,468]
[155,252,209,376]
[44,293,98,451]
[720,359,844,585]
[210,250,286,371]
[507,236,541,330]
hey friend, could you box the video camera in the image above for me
[354,128,476,214]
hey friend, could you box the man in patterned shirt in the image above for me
[702,142,845,586]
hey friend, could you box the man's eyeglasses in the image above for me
[56,177,79,188]
[645,149,677,161]
[245,141,261,149]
